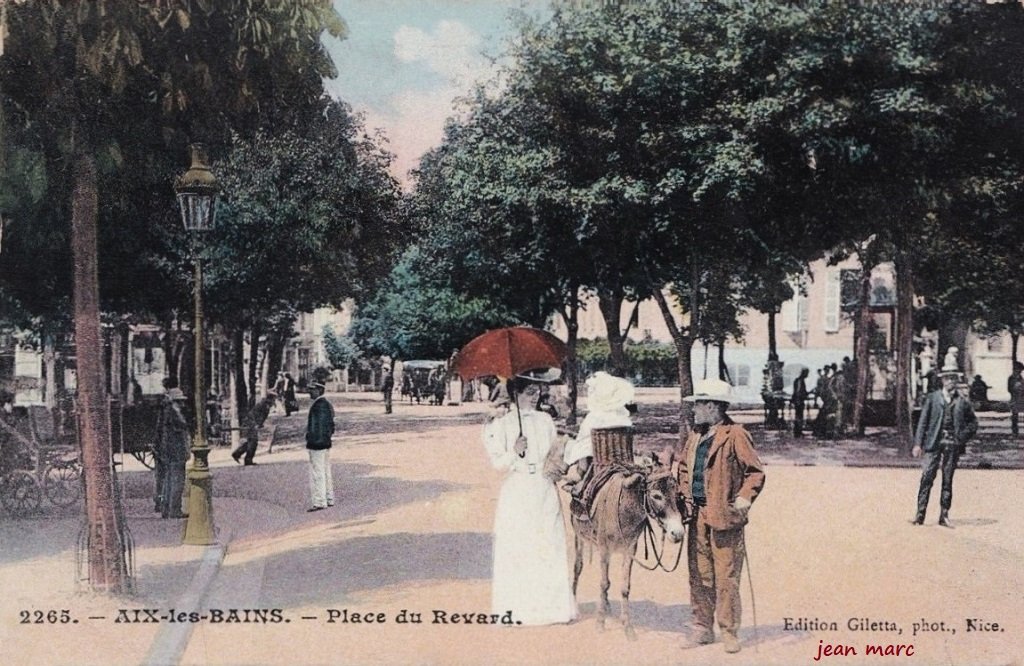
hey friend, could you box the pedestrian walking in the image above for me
[305,381,336,511]
[912,370,977,527]
[482,378,577,625]
[678,378,766,654]
[272,372,287,415]
[232,391,276,465]
[791,368,809,437]
[381,369,394,414]
[158,388,191,519]
[283,372,299,416]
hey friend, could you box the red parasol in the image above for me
[453,327,567,381]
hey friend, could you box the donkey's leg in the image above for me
[572,528,584,600]
[621,540,639,640]
[597,545,611,631]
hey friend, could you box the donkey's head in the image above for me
[641,447,685,543]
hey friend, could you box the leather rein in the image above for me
[631,468,685,573]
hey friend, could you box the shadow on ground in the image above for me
[242,531,493,608]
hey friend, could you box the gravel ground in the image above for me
[2,391,1022,666]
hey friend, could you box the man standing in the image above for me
[232,391,276,465]
[791,368,809,438]
[1008,362,1024,437]
[912,371,977,527]
[152,378,175,513]
[159,388,191,519]
[678,378,766,654]
[306,382,336,512]
[381,369,394,414]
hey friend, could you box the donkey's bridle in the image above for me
[634,468,685,572]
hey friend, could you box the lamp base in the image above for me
[183,464,216,545]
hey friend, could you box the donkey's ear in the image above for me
[624,473,644,488]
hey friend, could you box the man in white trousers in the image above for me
[305,382,336,512]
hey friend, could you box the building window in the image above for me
[727,364,751,387]
[824,270,841,332]
[781,292,809,333]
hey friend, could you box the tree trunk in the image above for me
[1012,331,1019,367]
[851,267,872,435]
[265,327,289,388]
[767,310,778,361]
[652,289,693,442]
[718,340,729,382]
[894,248,915,456]
[232,326,248,424]
[71,149,128,593]
[563,288,580,427]
[598,289,627,377]
[247,322,262,408]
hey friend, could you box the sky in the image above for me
[324,1,550,187]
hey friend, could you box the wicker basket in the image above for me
[591,426,634,465]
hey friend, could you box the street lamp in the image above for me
[175,143,219,545]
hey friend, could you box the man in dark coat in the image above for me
[381,369,394,414]
[306,382,336,511]
[158,388,191,519]
[232,391,277,465]
[912,371,977,527]
[1008,362,1024,436]
[791,368,809,438]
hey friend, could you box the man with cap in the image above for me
[912,368,977,527]
[158,387,192,519]
[678,378,765,654]
[305,381,336,511]
[232,390,277,466]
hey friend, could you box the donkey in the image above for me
[570,447,685,639]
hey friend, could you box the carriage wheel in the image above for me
[0,471,43,517]
[131,449,155,470]
[44,461,83,507]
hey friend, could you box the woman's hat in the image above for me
[585,372,635,412]
[682,378,737,404]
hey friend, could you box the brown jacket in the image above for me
[678,419,766,531]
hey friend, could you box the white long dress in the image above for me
[483,408,577,625]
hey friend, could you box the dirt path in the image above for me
[2,393,1021,665]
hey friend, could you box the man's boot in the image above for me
[938,509,951,527]
[680,625,714,650]
[723,632,741,654]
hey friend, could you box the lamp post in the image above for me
[175,143,219,545]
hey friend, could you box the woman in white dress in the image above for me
[482,379,577,625]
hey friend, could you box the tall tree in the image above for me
[0,0,346,592]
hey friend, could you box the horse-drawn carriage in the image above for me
[400,360,447,405]
[0,395,174,517]
[0,404,82,516]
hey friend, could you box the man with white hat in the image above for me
[678,378,765,654]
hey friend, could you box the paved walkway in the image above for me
[1,392,1021,665]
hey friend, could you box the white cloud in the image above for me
[393,20,489,86]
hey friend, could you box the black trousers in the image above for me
[793,403,805,437]
[916,443,961,518]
